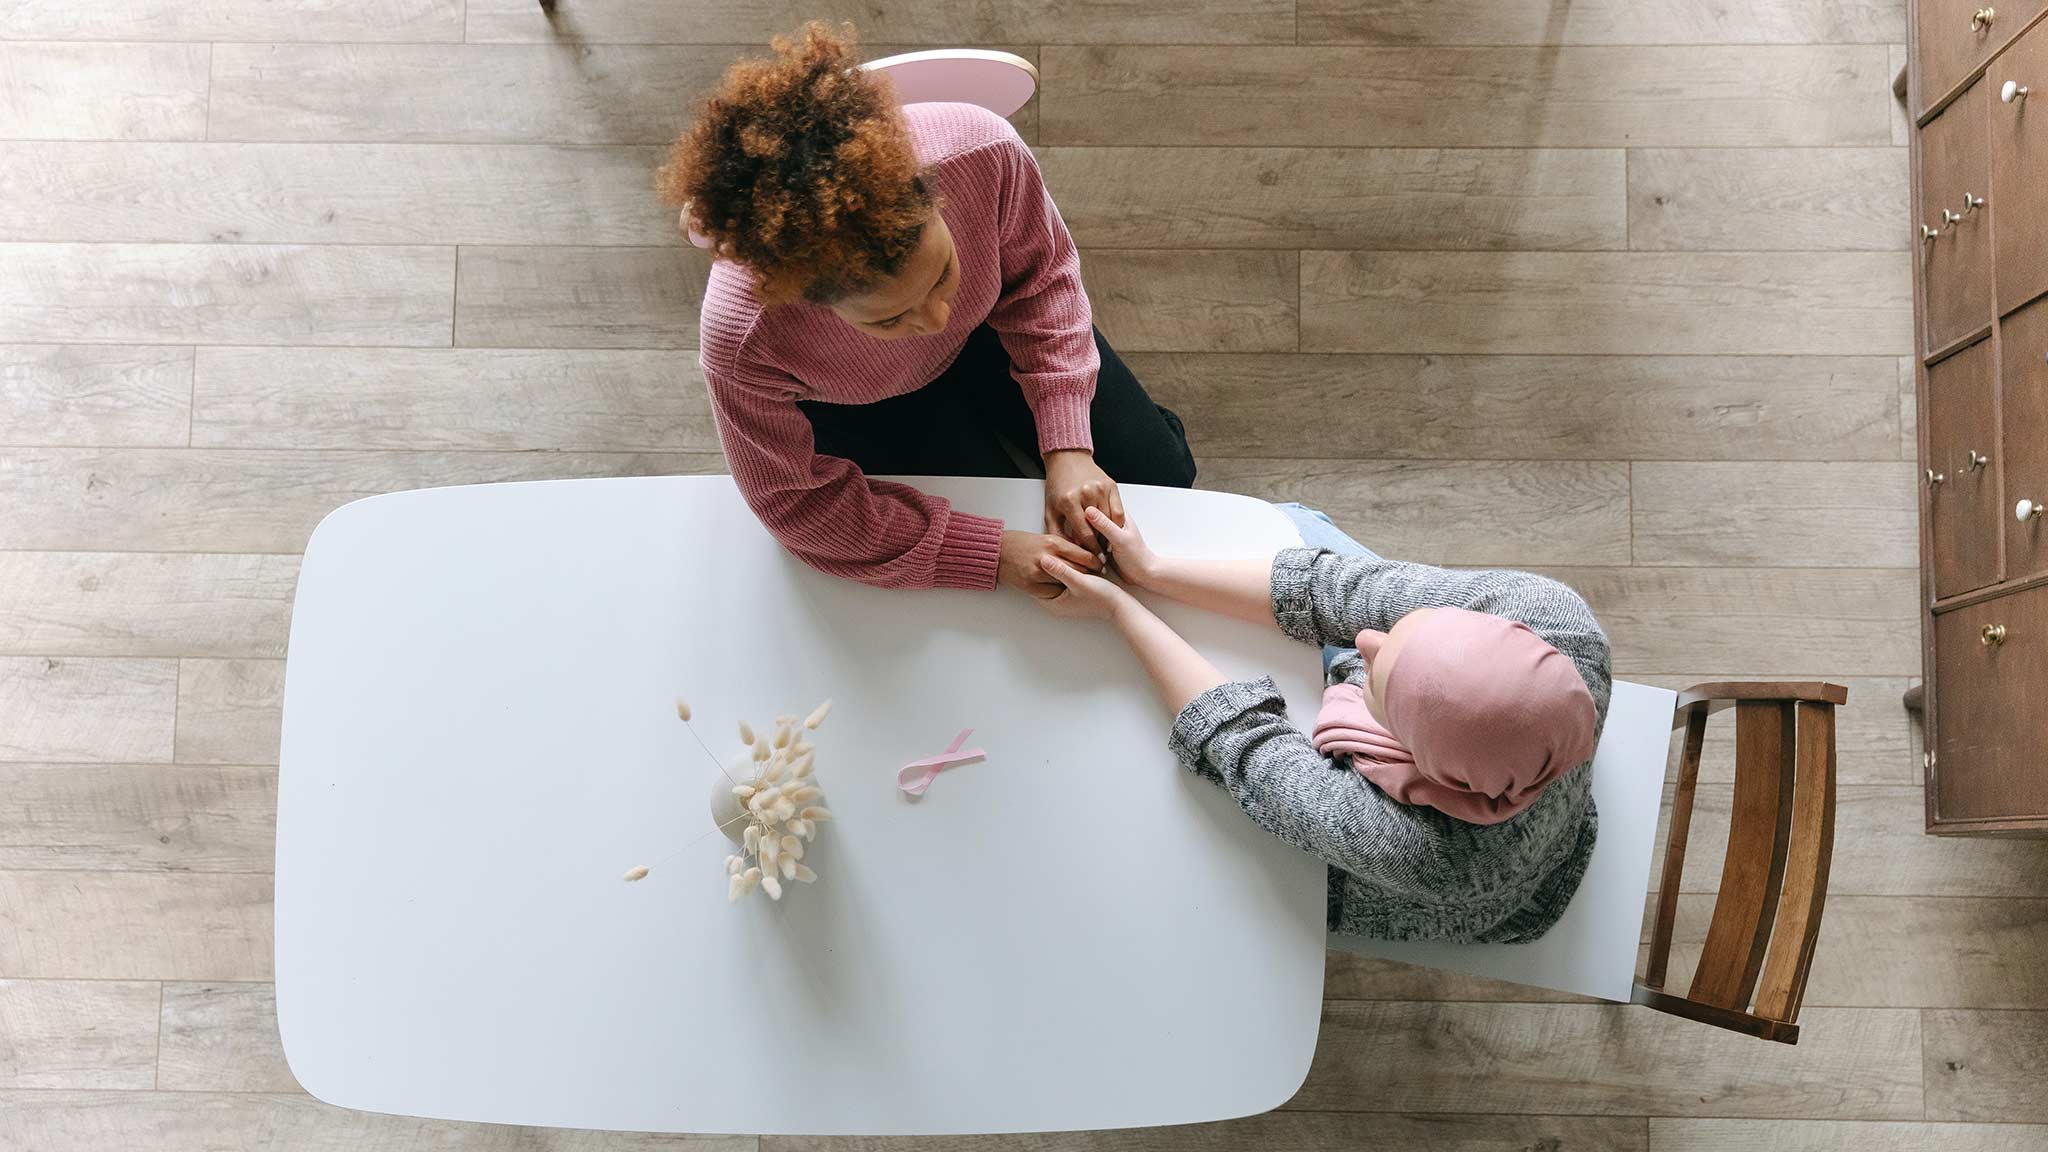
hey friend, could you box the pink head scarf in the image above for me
[1311,608,1597,825]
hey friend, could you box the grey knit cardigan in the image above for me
[1167,548,1612,943]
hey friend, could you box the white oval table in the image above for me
[275,475,1330,1136]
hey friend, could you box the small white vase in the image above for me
[708,774,747,844]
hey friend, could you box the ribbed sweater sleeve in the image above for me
[701,308,1004,591]
[979,125,1097,455]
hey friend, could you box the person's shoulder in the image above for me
[903,101,1025,166]
[699,260,769,369]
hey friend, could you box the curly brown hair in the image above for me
[657,23,934,306]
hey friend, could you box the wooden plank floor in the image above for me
[4,1,2045,1148]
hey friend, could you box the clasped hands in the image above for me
[996,449,1129,600]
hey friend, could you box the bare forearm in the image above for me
[1110,598,1229,714]
[1141,556,1278,629]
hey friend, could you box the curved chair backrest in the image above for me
[1636,682,1844,1044]
[681,49,1039,249]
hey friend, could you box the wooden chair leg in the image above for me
[1644,703,1707,990]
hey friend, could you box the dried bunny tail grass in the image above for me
[774,713,796,727]
[773,725,792,749]
[790,751,815,779]
[725,854,744,875]
[731,784,756,800]
[675,698,692,722]
[761,873,783,900]
[780,834,803,860]
[792,863,816,883]
[751,740,772,762]
[779,855,797,880]
[804,699,832,730]
[622,865,650,882]
[789,785,821,804]
[738,720,756,746]
[800,806,833,821]
[727,873,746,902]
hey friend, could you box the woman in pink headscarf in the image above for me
[1035,503,1609,944]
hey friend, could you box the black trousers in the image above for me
[798,324,1197,487]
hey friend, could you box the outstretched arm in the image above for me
[1036,555,1226,713]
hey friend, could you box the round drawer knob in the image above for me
[1943,207,1964,226]
[1982,623,2007,646]
[1966,449,1990,471]
[2020,498,2044,522]
[2005,80,2031,103]
[1929,468,1947,488]
[1923,223,1941,241]
[1975,6,1996,29]
[1964,192,1986,213]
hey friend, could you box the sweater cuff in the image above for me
[1269,548,1322,646]
[1168,675,1287,781]
[1030,388,1095,456]
[933,510,1005,591]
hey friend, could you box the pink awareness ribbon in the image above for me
[897,729,986,796]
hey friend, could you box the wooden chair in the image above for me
[1635,682,1844,1044]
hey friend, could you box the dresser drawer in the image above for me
[1919,0,2045,113]
[1921,80,1995,353]
[2004,296,2048,576]
[1933,584,2048,823]
[1928,338,2002,597]
[1992,18,2048,314]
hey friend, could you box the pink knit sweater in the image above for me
[698,102,1098,591]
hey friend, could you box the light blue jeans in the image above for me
[1274,502,1380,676]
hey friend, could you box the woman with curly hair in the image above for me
[660,23,1197,595]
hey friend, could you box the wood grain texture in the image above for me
[1635,676,1916,785]
[0,658,175,763]
[1925,1011,2048,1122]
[1038,147,1625,251]
[156,982,293,1092]
[1079,251,1298,353]
[1531,568,1920,675]
[0,1091,756,1150]
[455,246,710,350]
[0,449,721,553]
[1627,148,1910,251]
[1299,252,1913,356]
[1656,785,2048,896]
[1297,0,1904,44]
[1198,459,1632,566]
[206,44,737,145]
[192,348,715,451]
[1041,46,1892,148]
[208,43,1037,145]
[0,0,462,40]
[1653,1119,2048,1151]
[0,244,455,346]
[1323,950,1598,1004]
[1129,354,1903,461]
[1290,1003,1921,1118]
[1629,462,1920,567]
[0,871,270,980]
[0,552,297,658]
[0,346,191,448]
[0,143,674,246]
[762,1113,1646,1150]
[464,0,1293,44]
[0,980,158,1089]
[1656,895,2048,1008]
[0,43,208,141]
[0,763,274,872]
[174,660,282,766]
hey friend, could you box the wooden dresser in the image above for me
[1911,0,2048,835]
